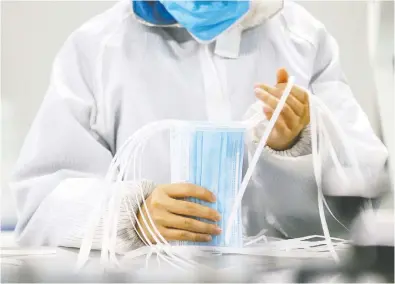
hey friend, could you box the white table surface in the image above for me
[0,232,315,282]
[0,232,373,283]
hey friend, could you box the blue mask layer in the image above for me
[132,0,177,26]
[173,126,245,247]
[158,0,250,42]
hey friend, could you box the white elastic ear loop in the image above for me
[117,142,188,271]
[100,185,118,266]
[116,133,157,248]
[75,186,108,271]
[119,123,206,271]
[225,76,295,244]
[106,120,185,181]
[77,146,136,270]
[123,127,174,245]
[124,197,149,246]
[243,233,268,247]
[106,123,156,180]
[118,127,170,249]
[129,126,211,269]
[316,97,370,212]
[317,114,349,231]
[312,96,364,181]
[103,123,173,267]
[108,183,123,266]
[123,197,186,272]
[311,103,339,263]
[113,122,173,248]
[316,100,373,208]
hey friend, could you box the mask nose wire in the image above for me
[224,76,295,244]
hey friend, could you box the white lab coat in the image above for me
[12,0,387,251]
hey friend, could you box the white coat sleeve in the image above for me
[11,33,155,251]
[308,27,388,197]
[243,27,388,237]
[246,26,388,197]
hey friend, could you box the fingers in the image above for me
[274,83,308,103]
[263,106,293,136]
[276,68,289,84]
[165,198,221,222]
[161,212,221,235]
[162,228,212,242]
[256,88,300,123]
[162,183,216,202]
[255,85,304,117]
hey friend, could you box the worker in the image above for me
[12,0,387,252]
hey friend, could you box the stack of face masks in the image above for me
[170,124,245,248]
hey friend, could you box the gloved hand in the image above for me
[255,68,310,151]
[136,183,221,243]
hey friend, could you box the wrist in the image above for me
[265,124,312,157]
[267,129,303,151]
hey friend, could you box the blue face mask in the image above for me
[171,124,245,248]
[158,0,250,42]
[132,1,177,26]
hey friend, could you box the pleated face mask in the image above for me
[170,124,245,248]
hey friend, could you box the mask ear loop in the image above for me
[133,134,215,271]
[311,97,365,187]
[225,76,295,244]
[311,94,375,263]
[115,129,189,271]
[77,121,205,272]
[99,123,178,270]
[314,97,374,212]
[316,113,350,232]
[76,132,143,271]
[120,122,212,271]
[123,196,186,272]
[101,129,156,268]
[119,124,185,267]
[311,98,340,263]
[101,183,124,268]
[75,183,109,271]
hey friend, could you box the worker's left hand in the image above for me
[255,68,310,151]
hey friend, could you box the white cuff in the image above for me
[252,124,312,158]
[115,180,156,252]
[59,179,156,253]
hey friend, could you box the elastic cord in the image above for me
[118,123,207,270]
[75,188,107,271]
[311,101,339,263]
[225,76,295,244]
[318,115,350,231]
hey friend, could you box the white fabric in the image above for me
[12,0,387,251]
[350,209,394,247]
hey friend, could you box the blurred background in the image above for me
[1,0,394,230]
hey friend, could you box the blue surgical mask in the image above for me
[132,0,177,26]
[158,0,250,43]
[171,124,245,247]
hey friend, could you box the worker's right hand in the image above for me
[136,183,221,243]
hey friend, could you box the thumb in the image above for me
[277,68,289,84]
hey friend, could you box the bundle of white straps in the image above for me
[76,76,362,272]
